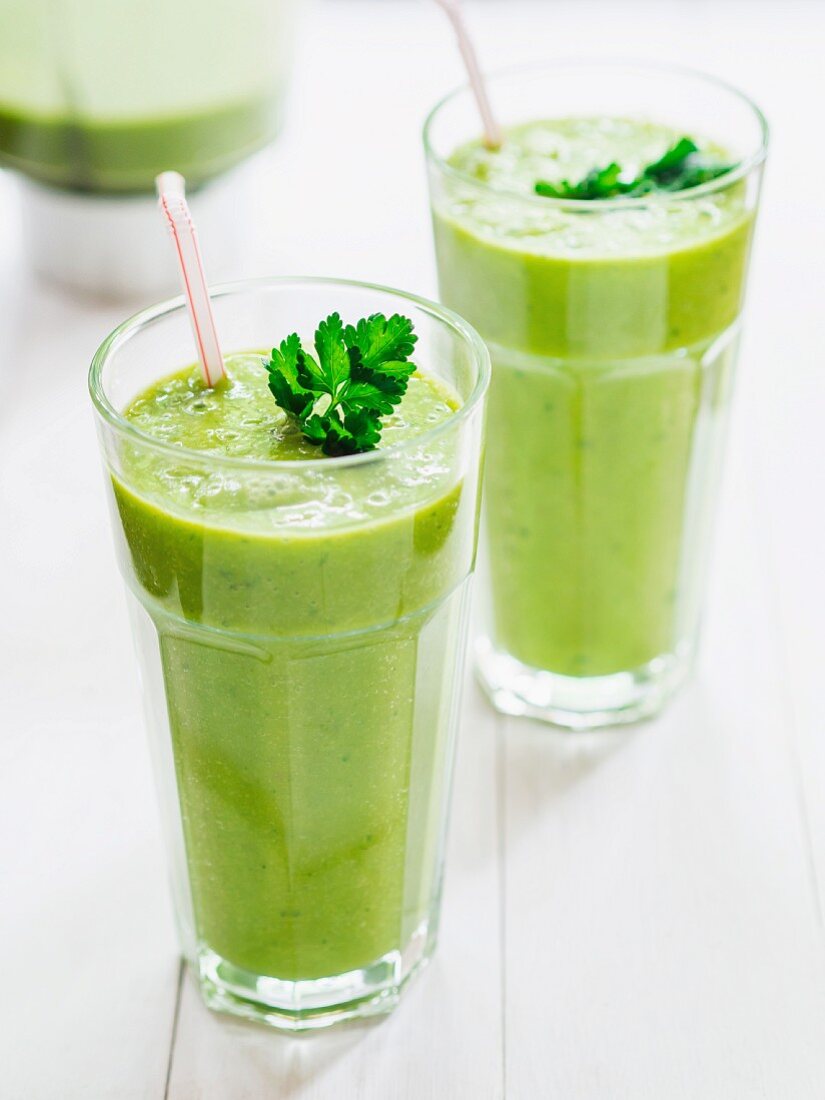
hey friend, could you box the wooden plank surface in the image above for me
[0,287,179,1098]
[2,2,825,1097]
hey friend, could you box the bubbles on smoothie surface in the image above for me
[125,353,458,462]
[120,352,463,529]
[127,356,303,459]
[445,116,745,255]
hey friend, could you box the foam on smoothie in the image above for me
[121,353,461,530]
[445,117,747,258]
[126,353,458,461]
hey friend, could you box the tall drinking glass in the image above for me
[425,63,767,729]
[89,278,489,1030]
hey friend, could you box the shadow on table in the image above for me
[167,965,424,1096]
[492,676,701,849]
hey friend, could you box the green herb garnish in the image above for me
[263,312,417,456]
[534,136,736,201]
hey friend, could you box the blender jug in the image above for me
[0,0,299,296]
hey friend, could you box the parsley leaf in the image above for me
[639,137,735,192]
[265,332,313,418]
[536,162,627,200]
[263,312,417,456]
[534,136,736,201]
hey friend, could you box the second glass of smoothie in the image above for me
[90,278,489,1029]
[425,62,767,728]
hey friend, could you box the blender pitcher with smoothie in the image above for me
[90,270,489,1029]
[425,62,767,729]
[0,0,298,297]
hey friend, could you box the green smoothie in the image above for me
[433,118,753,679]
[110,354,475,984]
[0,0,294,191]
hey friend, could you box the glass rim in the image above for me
[423,58,770,211]
[88,275,491,473]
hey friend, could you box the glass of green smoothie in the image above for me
[425,62,767,729]
[89,277,489,1030]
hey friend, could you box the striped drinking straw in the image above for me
[155,171,226,387]
[433,0,502,149]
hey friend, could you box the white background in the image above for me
[2,1,825,1096]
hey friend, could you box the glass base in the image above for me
[475,638,691,730]
[194,917,433,1032]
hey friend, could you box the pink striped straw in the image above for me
[155,171,225,387]
[433,0,502,149]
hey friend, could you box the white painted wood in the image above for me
[741,69,825,930]
[753,246,825,924]
[760,451,825,911]
[3,2,825,1097]
[0,278,180,1095]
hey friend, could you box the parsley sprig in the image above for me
[263,312,417,456]
[534,137,736,201]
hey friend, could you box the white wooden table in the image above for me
[2,2,824,1096]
